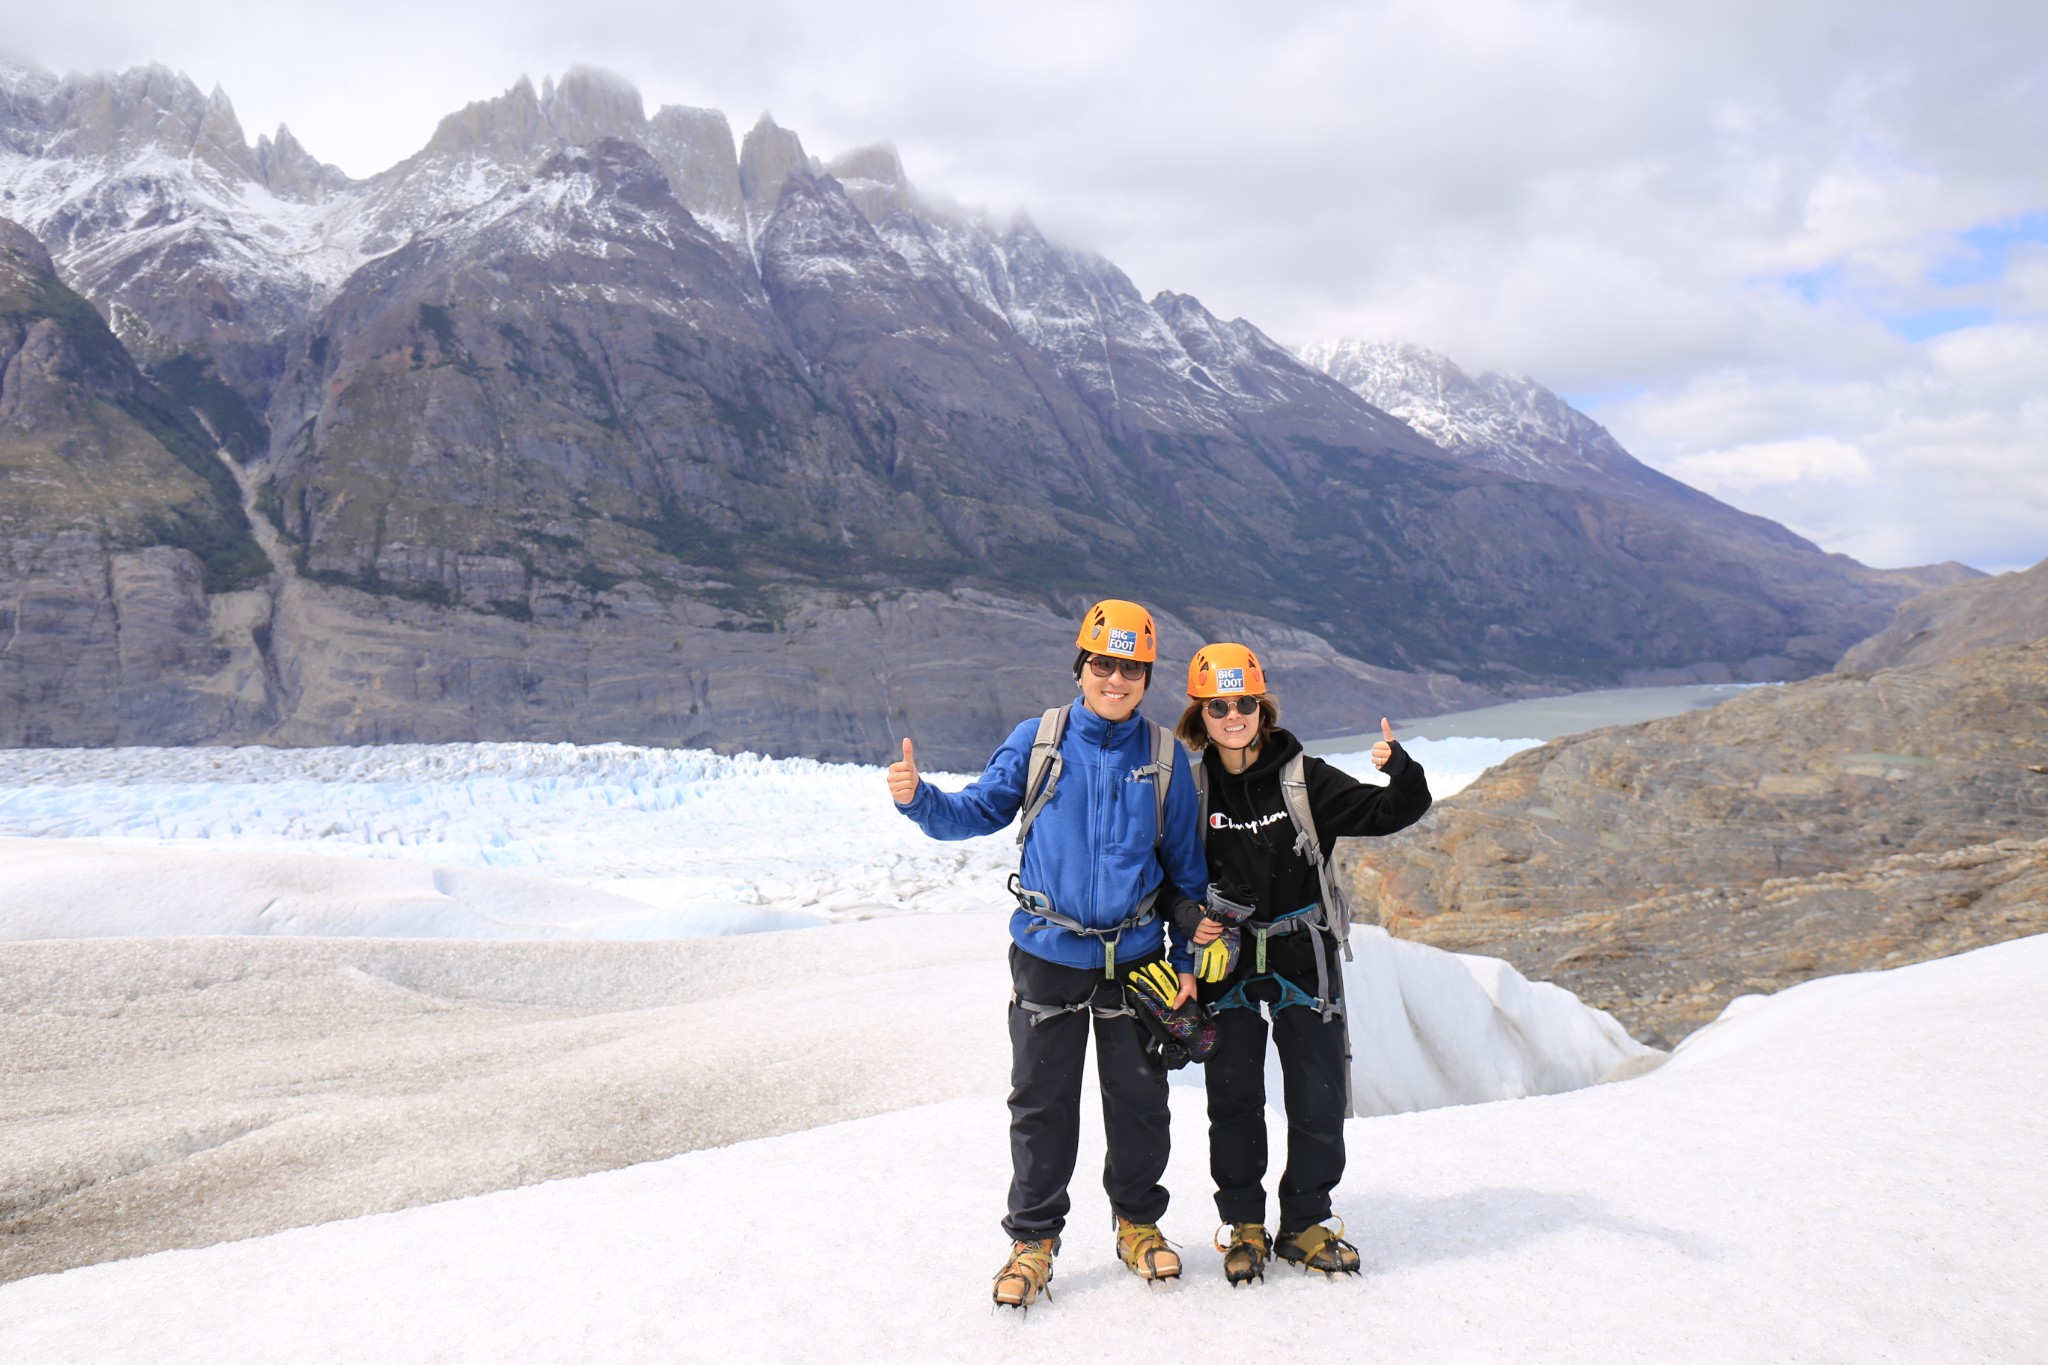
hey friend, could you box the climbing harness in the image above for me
[1009,974,1140,1029]
[1188,756,1353,1019]
[1191,753,1360,1116]
[1211,904,1343,1021]
[1009,705,1178,980]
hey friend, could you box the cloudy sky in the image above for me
[8,0,2046,572]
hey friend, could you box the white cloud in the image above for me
[1597,321,2048,572]
[1666,438,1873,495]
[2000,245,2048,315]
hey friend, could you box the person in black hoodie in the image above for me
[1173,642,1432,1283]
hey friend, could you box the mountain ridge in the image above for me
[0,58,1966,761]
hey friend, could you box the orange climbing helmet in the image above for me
[1074,599,1158,661]
[1186,642,1266,698]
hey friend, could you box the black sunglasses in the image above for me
[1204,697,1262,718]
[1085,654,1149,680]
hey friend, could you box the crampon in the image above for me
[1215,1222,1270,1286]
[992,1237,1057,1311]
[1113,1216,1181,1283]
[1275,1219,1361,1276]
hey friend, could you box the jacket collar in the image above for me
[1069,699,1145,748]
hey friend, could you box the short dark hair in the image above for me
[1175,693,1281,751]
[1073,650,1154,685]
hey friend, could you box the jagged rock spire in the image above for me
[739,114,807,225]
[824,144,913,222]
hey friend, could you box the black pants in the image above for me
[1205,983,1348,1235]
[1003,944,1172,1241]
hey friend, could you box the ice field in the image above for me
[1,724,2040,1359]
[0,735,1534,937]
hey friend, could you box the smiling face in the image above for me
[1078,655,1148,722]
[1202,697,1262,752]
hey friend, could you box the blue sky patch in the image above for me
[1766,211,2047,344]
[1885,306,1998,342]
[1928,213,2048,288]
[1559,382,1653,413]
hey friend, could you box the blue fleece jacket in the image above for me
[899,703,1204,973]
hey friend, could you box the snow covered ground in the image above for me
[9,726,2036,1358]
[0,731,1648,1291]
[3,934,2041,1362]
[0,913,1647,1283]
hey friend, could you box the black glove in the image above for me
[1125,959,1219,1069]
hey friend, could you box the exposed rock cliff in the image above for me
[0,217,271,744]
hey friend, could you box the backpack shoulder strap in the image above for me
[1188,749,1210,839]
[1279,753,1318,851]
[1281,753,1351,948]
[1014,706,1069,847]
[1144,720,1176,849]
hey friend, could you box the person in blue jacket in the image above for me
[887,598,1207,1310]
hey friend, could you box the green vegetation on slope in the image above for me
[4,275,272,593]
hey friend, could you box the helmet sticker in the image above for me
[1107,628,1137,656]
[1216,668,1244,693]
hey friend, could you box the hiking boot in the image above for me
[1275,1220,1361,1276]
[1113,1215,1181,1282]
[992,1237,1058,1310]
[1215,1222,1270,1286]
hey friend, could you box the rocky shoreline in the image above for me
[1340,627,2048,1045]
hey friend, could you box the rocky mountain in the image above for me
[1839,555,2048,673]
[0,59,1969,762]
[1342,595,2048,1043]
[1302,338,1981,680]
[1301,339,1712,501]
[0,219,272,744]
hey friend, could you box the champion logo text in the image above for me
[1210,809,1289,832]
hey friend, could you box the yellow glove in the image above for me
[1127,958,1181,1007]
[1197,925,1243,983]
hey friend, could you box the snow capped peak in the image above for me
[6,62,1467,466]
[2,62,260,181]
[1302,338,1485,434]
[0,54,57,102]
[1301,337,1618,477]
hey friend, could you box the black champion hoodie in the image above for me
[1181,727,1433,986]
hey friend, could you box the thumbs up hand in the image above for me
[887,737,922,806]
[1371,717,1397,770]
